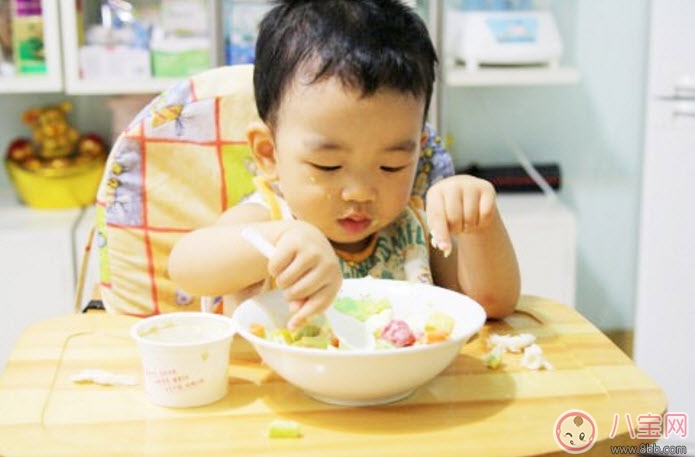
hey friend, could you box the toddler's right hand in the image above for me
[267,221,342,330]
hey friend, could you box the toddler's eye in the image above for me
[311,164,341,172]
[381,165,407,173]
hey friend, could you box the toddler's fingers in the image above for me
[461,188,481,231]
[426,191,452,256]
[288,300,302,314]
[286,286,332,331]
[478,188,497,228]
[267,247,295,278]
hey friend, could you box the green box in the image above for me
[12,16,46,74]
[151,48,210,78]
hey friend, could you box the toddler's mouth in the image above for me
[338,214,372,235]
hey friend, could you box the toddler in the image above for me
[169,0,520,329]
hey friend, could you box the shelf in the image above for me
[63,77,185,96]
[0,74,62,93]
[0,189,81,229]
[444,65,581,87]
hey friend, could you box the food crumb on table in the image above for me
[70,369,138,386]
[485,333,553,371]
[267,419,302,438]
[520,343,553,371]
[488,333,536,353]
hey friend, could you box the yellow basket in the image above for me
[5,159,105,209]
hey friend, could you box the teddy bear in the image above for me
[5,101,106,172]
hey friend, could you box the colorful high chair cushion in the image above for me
[95,64,455,316]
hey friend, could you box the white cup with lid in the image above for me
[131,312,235,407]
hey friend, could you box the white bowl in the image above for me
[232,278,486,406]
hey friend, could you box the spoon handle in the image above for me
[241,226,276,259]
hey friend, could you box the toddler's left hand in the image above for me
[425,175,497,255]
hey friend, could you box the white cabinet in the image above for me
[0,0,62,93]
[498,194,576,307]
[0,190,83,371]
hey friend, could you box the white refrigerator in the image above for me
[635,0,695,453]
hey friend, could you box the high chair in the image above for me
[77,64,454,316]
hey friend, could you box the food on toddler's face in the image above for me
[250,295,456,350]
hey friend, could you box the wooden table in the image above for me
[0,296,666,457]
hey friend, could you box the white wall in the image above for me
[442,0,650,330]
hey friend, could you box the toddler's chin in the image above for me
[329,233,375,254]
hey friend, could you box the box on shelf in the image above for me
[11,14,45,74]
[160,0,208,36]
[151,36,209,78]
[223,0,272,65]
[79,44,151,80]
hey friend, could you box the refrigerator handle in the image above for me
[675,75,695,98]
[674,100,695,118]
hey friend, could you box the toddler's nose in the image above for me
[341,179,376,202]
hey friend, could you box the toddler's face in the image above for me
[272,76,426,253]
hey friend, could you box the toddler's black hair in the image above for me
[253,0,438,126]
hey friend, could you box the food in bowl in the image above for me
[232,278,486,406]
[251,295,456,350]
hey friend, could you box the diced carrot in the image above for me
[250,323,266,338]
[426,329,451,343]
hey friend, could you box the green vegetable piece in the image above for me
[268,419,302,438]
[333,297,359,315]
[291,323,321,341]
[292,335,330,349]
[268,329,292,344]
[333,296,391,322]
[484,346,504,369]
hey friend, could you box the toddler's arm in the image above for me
[426,175,520,319]
[168,203,342,328]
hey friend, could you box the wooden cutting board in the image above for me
[0,296,667,457]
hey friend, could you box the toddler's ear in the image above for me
[420,128,429,149]
[246,121,278,179]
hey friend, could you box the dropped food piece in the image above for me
[268,419,302,438]
[488,332,536,352]
[483,345,504,369]
[71,369,138,386]
[520,343,553,371]
[485,333,553,371]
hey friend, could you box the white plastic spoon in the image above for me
[240,226,375,350]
